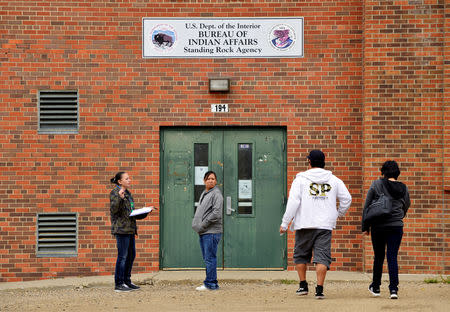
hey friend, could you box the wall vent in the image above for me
[36,213,78,257]
[38,90,78,133]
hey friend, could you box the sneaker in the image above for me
[368,285,380,297]
[315,285,325,299]
[114,284,132,292]
[390,290,398,299]
[125,282,140,290]
[195,285,211,291]
[296,282,308,296]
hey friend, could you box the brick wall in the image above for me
[363,0,446,274]
[443,0,450,194]
[443,0,449,274]
[0,0,446,282]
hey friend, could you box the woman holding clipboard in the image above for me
[110,171,153,292]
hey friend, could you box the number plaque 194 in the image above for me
[211,104,229,113]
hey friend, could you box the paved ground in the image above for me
[0,271,448,311]
[0,270,431,291]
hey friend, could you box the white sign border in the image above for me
[142,17,304,59]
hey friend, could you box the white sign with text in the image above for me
[143,18,303,58]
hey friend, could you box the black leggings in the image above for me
[370,226,403,291]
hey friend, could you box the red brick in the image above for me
[0,0,446,282]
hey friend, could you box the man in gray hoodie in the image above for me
[192,171,223,290]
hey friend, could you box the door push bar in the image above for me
[226,196,235,215]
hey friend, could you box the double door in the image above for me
[161,128,286,269]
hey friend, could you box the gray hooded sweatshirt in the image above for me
[361,178,410,232]
[192,186,223,235]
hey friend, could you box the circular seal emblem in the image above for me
[151,24,177,52]
[269,24,296,51]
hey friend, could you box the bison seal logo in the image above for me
[151,24,176,51]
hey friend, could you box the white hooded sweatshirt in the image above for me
[281,168,352,231]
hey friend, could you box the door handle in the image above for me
[226,196,235,215]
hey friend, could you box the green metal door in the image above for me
[161,129,223,268]
[161,128,286,269]
[222,129,285,268]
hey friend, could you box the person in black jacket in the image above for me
[362,161,410,299]
[110,172,140,293]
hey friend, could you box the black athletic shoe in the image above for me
[315,285,325,299]
[296,281,308,295]
[114,284,132,292]
[368,285,380,297]
[390,290,398,299]
[125,282,140,290]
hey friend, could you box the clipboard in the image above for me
[130,206,154,218]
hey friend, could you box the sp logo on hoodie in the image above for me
[309,183,332,197]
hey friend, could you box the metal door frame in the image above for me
[159,126,287,270]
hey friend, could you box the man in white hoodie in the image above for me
[280,150,352,299]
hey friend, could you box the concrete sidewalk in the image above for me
[0,270,435,291]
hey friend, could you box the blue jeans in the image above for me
[199,233,222,289]
[371,227,403,291]
[114,234,136,286]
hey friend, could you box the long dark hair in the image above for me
[110,172,126,185]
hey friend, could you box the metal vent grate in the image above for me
[37,213,78,257]
[38,90,78,133]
